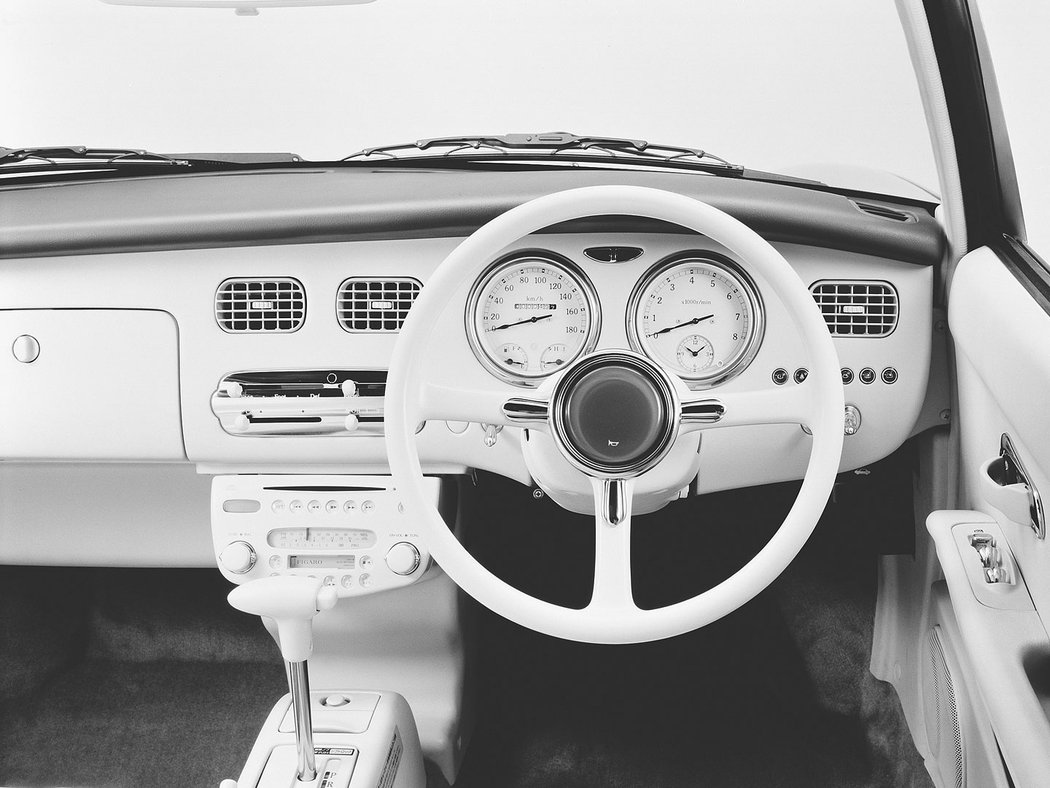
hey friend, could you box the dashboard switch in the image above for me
[793,368,809,384]
[881,367,898,384]
[840,368,854,385]
[859,367,876,384]
[344,413,359,432]
[385,542,421,576]
[772,368,788,386]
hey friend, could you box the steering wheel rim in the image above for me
[386,185,844,644]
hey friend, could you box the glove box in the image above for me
[0,309,184,459]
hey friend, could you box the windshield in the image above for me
[2,0,937,198]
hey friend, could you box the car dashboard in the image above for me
[0,166,944,568]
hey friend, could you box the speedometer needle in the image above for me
[648,314,714,337]
[489,314,553,331]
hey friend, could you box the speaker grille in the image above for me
[337,277,421,332]
[810,280,898,337]
[924,626,965,788]
[215,278,306,333]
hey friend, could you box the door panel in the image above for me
[943,245,1050,785]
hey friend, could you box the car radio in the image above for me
[211,369,386,437]
[211,474,438,598]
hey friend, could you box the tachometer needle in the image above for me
[489,314,553,331]
[648,314,714,337]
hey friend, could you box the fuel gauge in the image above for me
[498,343,529,371]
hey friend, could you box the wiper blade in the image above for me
[0,146,194,167]
[342,131,742,171]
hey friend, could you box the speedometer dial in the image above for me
[467,253,600,384]
[628,254,763,387]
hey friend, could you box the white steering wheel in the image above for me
[386,185,844,644]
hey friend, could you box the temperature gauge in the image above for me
[540,343,570,371]
[266,527,377,550]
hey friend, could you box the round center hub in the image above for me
[552,353,677,476]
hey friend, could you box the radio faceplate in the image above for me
[211,474,436,598]
[210,369,386,437]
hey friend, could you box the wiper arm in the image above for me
[0,146,193,167]
[342,131,742,171]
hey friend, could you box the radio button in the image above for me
[289,500,304,513]
[361,500,376,514]
[271,499,286,513]
[325,500,339,513]
[307,500,322,513]
[343,500,357,514]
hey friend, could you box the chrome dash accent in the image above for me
[286,660,317,782]
[502,397,550,426]
[681,398,725,425]
[601,478,629,526]
[999,433,1046,540]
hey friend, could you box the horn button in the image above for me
[552,353,678,476]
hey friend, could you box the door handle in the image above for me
[979,433,1046,540]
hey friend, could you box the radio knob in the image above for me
[223,381,244,398]
[340,380,358,397]
[219,541,257,574]
[344,413,360,432]
[385,542,421,576]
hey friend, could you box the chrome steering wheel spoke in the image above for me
[587,476,637,611]
[679,385,814,435]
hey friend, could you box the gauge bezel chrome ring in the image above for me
[626,251,765,390]
[549,350,680,479]
[465,249,602,387]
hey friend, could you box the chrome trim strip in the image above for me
[502,397,550,426]
[681,398,725,424]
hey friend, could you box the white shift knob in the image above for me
[228,576,337,662]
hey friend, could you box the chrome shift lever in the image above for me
[228,576,338,782]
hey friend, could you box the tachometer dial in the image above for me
[628,254,763,386]
[467,253,600,384]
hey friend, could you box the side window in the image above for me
[977,2,1050,257]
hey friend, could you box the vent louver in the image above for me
[810,280,898,337]
[854,201,916,223]
[338,278,422,332]
[215,278,306,333]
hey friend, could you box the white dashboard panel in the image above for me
[0,234,932,484]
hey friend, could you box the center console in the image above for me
[212,474,455,788]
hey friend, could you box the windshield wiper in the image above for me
[0,146,197,167]
[342,131,744,172]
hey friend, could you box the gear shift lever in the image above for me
[228,576,338,783]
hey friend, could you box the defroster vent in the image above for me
[215,278,306,333]
[810,280,898,337]
[338,278,421,332]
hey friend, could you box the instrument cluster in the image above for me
[466,249,764,389]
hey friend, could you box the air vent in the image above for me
[853,201,916,223]
[215,278,306,333]
[337,278,421,332]
[810,280,898,337]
